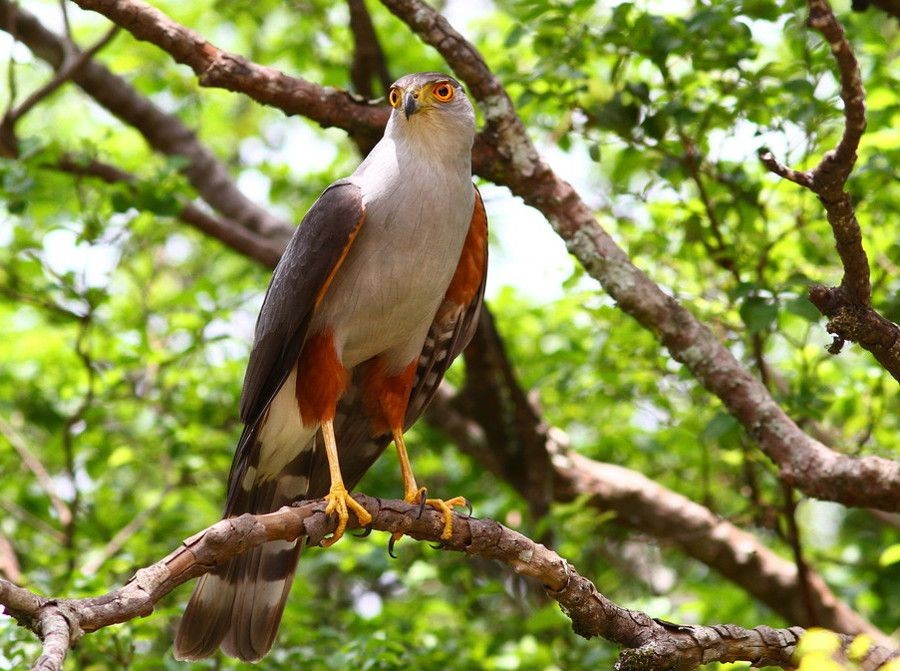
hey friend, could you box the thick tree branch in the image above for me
[67,0,389,152]
[2,498,896,671]
[758,0,900,379]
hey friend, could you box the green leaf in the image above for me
[739,296,778,333]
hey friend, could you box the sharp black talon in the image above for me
[353,525,373,537]
[463,500,473,518]
[417,489,428,519]
[388,535,399,559]
[430,542,444,550]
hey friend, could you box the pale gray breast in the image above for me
[311,140,475,371]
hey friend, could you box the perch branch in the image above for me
[2,497,896,671]
[758,0,900,379]
[426,384,892,646]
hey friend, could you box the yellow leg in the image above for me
[394,429,468,541]
[320,418,372,547]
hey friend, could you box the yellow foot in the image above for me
[321,484,372,548]
[397,488,469,541]
[424,495,469,540]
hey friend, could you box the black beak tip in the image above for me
[403,94,417,120]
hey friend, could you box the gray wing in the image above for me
[238,179,365,425]
[225,180,365,509]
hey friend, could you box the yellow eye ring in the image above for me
[388,87,401,108]
[432,82,454,102]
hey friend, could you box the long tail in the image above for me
[173,382,392,662]
[173,427,314,662]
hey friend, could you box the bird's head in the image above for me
[384,72,475,151]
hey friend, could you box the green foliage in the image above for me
[1,0,897,669]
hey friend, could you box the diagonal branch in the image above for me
[347,0,392,99]
[52,153,285,267]
[759,0,900,379]
[1,497,896,671]
[0,416,72,528]
[67,0,389,152]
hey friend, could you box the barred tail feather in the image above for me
[221,538,303,661]
[173,572,236,660]
[174,426,316,662]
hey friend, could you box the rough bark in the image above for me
[2,498,896,671]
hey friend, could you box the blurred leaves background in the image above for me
[0,0,897,669]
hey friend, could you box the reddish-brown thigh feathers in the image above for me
[295,330,347,426]
[360,358,419,436]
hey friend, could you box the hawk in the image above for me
[174,72,488,662]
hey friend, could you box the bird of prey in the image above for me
[174,72,488,662]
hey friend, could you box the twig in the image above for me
[0,25,119,153]
[0,416,72,527]
[2,497,896,671]
[758,0,900,379]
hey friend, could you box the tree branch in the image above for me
[0,24,118,155]
[0,416,72,529]
[759,0,900,379]
[347,0,392,99]
[2,497,896,671]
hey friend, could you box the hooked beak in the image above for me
[403,91,419,120]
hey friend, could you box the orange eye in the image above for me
[432,82,454,102]
[388,87,401,107]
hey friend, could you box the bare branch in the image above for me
[2,498,896,671]
[67,0,389,150]
[758,0,900,379]
[30,607,72,671]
